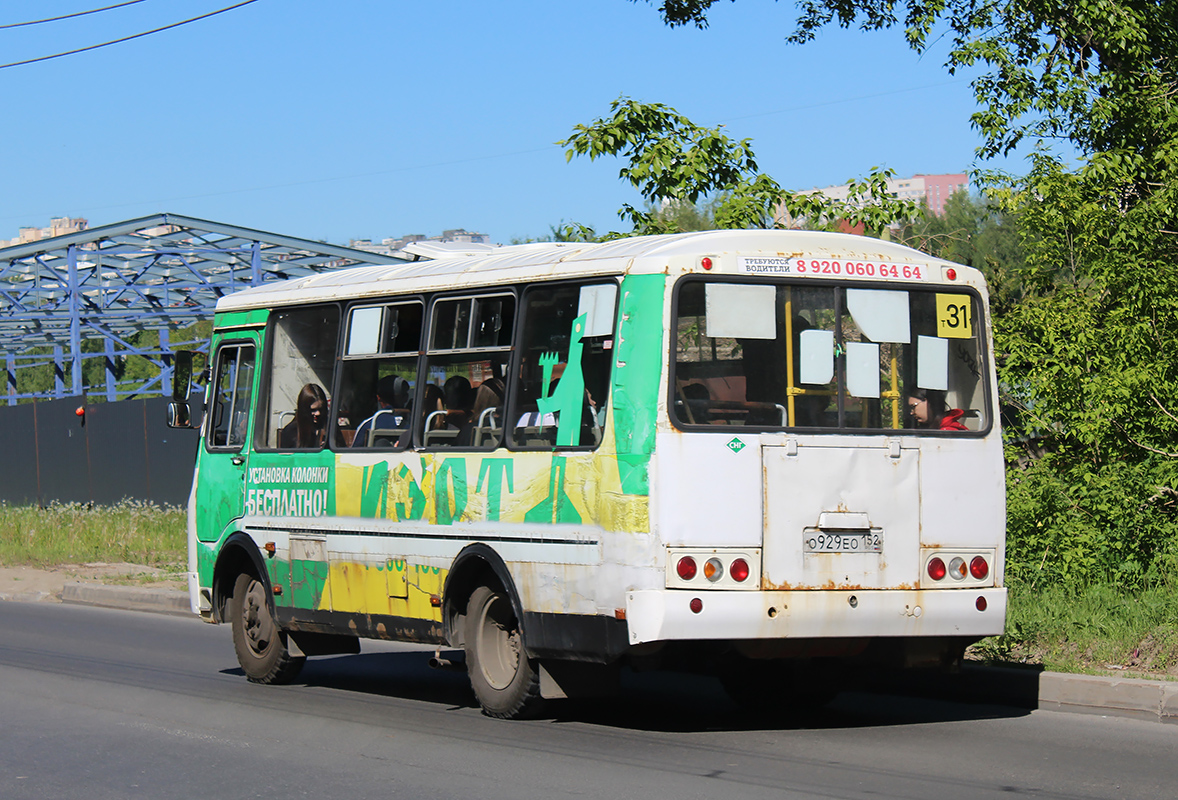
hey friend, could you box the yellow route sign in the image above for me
[936,294,973,338]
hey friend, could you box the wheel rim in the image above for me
[475,592,520,690]
[241,579,275,657]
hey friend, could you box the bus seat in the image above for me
[473,407,502,448]
[368,427,406,447]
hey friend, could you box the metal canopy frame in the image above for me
[0,213,408,404]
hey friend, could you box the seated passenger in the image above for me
[441,375,476,445]
[352,376,411,447]
[907,388,967,431]
[680,382,711,424]
[279,383,328,448]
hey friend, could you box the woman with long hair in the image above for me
[280,383,328,448]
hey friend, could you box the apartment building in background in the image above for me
[803,173,969,216]
[350,228,491,257]
[2,217,89,248]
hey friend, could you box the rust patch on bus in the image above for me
[762,580,916,591]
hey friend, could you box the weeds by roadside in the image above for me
[971,582,1178,679]
[0,500,185,570]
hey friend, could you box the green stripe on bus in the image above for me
[612,273,665,496]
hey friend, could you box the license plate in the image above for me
[804,531,882,553]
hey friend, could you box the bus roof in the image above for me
[215,229,979,312]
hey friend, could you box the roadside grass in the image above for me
[972,581,1178,678]
[0,501,186,572]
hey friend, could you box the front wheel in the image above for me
[229,572,304,685]
[464,585,543,719]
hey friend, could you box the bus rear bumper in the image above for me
[625,587,1007,646]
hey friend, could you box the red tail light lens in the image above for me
[970,556,989,580]
[730,558,750,582]
[976,596,988,611]
[927,557,947,581]
[676,556,697,581]
[689,597,703,614]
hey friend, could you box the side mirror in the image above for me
[166,401,192,429]
[173,351,194,401]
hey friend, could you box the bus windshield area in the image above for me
[672,279,989,432]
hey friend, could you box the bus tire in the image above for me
[230,572,305,685]
[464,584,543,719]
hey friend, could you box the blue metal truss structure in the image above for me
[0,213,407,404]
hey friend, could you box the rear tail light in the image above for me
[703,558,723,582]
[948,557,967,580]
[730,558,750,582]
[668,549,759,588]
[970,556,989,580]
[927,557,947,581]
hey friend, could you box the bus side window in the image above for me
[262,305,340,450]
[336,301,423,450]
[509,281,617,450]
[421,294,514,450]
[208,344,254,450]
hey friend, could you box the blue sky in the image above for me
[0,0,1005,246]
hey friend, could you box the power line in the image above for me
[0,0,261,70]
[0,1,151,30]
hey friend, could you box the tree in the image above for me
[901,189,1026,314]
[560,96,923,237]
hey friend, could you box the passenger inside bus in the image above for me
[279,383,328,448]
[352,375,410,447]
[907,388,967,431]
[441,375,476,445]
[470,377,505,447]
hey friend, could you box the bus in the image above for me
[168,229,1006,719]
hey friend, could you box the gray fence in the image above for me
[0,397,200,507]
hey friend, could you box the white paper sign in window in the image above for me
[705,283,776,340]
[846,342,881,398]
[799,329,835,385]
[577,284,617,338]
[347,307,382,355]
[846,289,911,343]
[917,335,949,390]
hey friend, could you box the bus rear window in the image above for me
[672,279,988,432]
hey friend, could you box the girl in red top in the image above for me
[907,388,968,431]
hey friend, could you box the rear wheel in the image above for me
[464,584,543,719]
[229,572,304,684]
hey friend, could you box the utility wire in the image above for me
[0,0,261,70]
[0,0,151,30]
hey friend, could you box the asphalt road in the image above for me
[2,601,1176,800]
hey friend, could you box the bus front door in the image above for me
[195,337,259,543]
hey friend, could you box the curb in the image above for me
[868,663,1178,725]
[60,581,192,617]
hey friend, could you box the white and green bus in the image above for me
[169,229,1006,718]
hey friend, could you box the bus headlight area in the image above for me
[626,587,1008,646]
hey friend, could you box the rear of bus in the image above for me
[628,231,1005,691]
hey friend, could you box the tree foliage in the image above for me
[636,2,1178,589]
[560,96,922,237]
